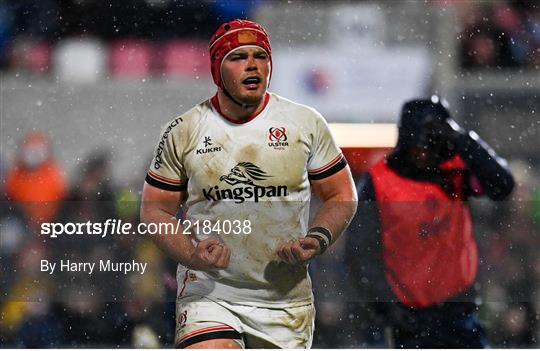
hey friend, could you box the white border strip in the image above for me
[329,123,397,148]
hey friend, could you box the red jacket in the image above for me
[370,156,478,308]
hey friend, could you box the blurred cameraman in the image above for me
[345,96,514,348]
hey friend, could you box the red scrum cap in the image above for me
[209,19,272,88]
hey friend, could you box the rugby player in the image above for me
[140,19,357,348]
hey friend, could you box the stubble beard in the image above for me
[230,85,266,107]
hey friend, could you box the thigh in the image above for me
[175,296,245,349]
[226,302,316,349]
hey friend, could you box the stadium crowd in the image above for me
[457,0,540,69]
[1,133,176,347]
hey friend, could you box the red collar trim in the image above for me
[211,92,270,124]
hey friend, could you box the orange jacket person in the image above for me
[6,132,67,228]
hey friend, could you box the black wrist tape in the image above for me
[307,227,332,254]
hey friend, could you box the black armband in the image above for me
[307,227,333,254]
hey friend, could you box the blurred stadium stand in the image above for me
[109,40,152,79]
[1,0,539,348]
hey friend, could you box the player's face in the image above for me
[221,47,270,105]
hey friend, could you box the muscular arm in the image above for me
[310,165,358,243]
[276,166,357,264]
[140,183,192,263]
[140,183,230,270]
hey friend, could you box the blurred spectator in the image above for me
[55,150,117,262]
[63,150,116,221]
[6,131,67,230]
[345,96,514,348]
[460,0,540,69]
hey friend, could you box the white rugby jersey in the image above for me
[146,92,346,307]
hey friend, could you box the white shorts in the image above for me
[175,295,315,348]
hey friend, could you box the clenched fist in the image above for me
[276,237,321,265]
[188,238,231,271]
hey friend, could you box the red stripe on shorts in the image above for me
[177,325,236,344]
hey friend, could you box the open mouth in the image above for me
[242,77,261,87]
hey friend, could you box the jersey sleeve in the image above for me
[145,117,187,191]
[307,113,347,180]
